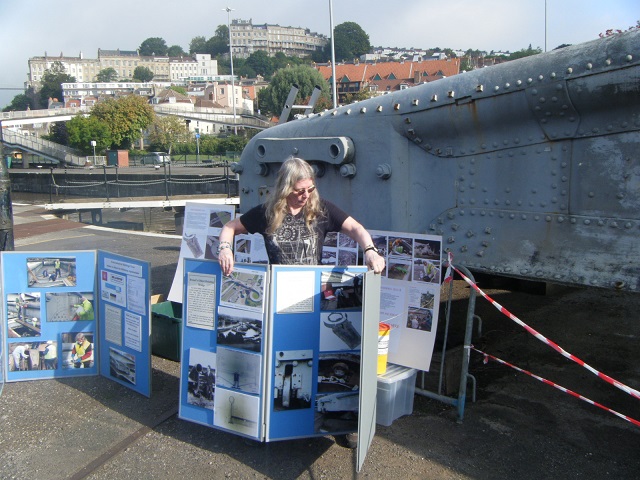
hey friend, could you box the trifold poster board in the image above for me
[179,259,380,471]
[1,250,152,397]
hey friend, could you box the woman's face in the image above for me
[286,178,315,212]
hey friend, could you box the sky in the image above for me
[1,0,638,108]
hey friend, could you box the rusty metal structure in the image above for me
[234,30,640,292]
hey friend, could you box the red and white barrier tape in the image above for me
[445,252,640,402]
[471,346,640,427]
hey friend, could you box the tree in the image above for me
[147,115,190,154]
[66,115,112,154]
[205,25,230,57]
[90,95,155,149]
[95,67,118,82]
[508,44,542,61]
[246,50,274,78]
[139,37,168,56]
[343,89,373,104]
[38,61,76,107]
[43,122,68,145]
[133,66,154,82]
[2,93,34,112]
[167,45,186,57]
[334,22,371,61]
[189,36,208,54]
[259,65,330,120]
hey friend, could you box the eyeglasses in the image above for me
[292,185,316,196]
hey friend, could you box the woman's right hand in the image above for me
[219,247,235,276]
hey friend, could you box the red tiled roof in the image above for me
[316,58,460,84]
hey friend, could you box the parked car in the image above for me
[140,152,171,165]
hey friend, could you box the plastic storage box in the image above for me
[376,363,417,426]
[151,301,182,361]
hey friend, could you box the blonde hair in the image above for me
[265,157,323,234]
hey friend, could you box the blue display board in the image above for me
[97,251,152,397]
[179,258,269,440]
[1,250,152,398]
[265,265,368,441]
[2,250,98,381]
[178,260,373,444]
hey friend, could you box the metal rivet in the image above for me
[476,84,484,92]
[448,90,455,98]
[412,99,419,106]
[566,67,573,74]
[376,105,383,112]
[431,94,438,102]
[393,103,400,110]
[360,107,366,113]
[586,62,593,70]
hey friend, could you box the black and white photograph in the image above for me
[187,348,216,409]
[216,347,261,395]
[217,310,262,352]
[213,389,260,438]
[315,353,360,434]
[273,349,313,411]
[319,311,362,351]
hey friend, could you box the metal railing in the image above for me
[0,106,89,121]
[2,130,85,166]
[46,163,238,203]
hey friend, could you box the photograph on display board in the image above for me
[321,232,338,266]
[26,257,76,288]
[7,293,41,337]
[413,259,440,284]
[187,348,216,409]
[61,332,94,369]
[217,309,262,352]
[387,259,412,281]
[319,271,363,311]
[338,234,357,249]
[414,239,441,260]
[388,236,413,259]
[420,291,436,310]
[216,347,261,395]
[45,292,94,322]
[337,250,357,266]
[182,233,204,258]
[109,347,136,385]
[315,353,360,434]
[205,235,221,260]
[8,341,57,371]
[209,210,232,228]
[319,312,362,351]
[273,349,313,411]
[219,270,265,312]
[214,389,259,437]
[406,306,434,332]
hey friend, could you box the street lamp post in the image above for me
[329,0,337,109]
[90,140,97,165]
[224,7,238,135]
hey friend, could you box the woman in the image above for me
[218,157,385,275]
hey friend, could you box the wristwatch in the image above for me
[364,245,379,254]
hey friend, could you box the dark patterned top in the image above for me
[240,199,349,265]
